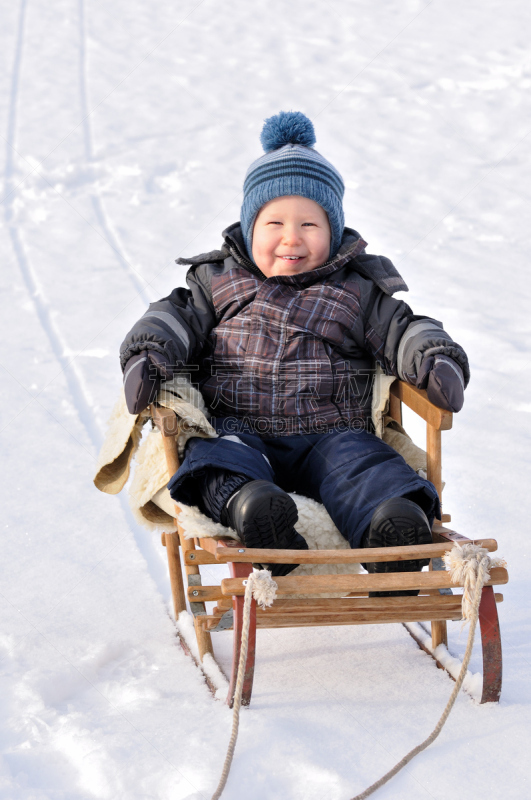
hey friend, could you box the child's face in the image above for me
[251,196,331,277]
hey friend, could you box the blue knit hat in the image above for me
[241,111,345,262]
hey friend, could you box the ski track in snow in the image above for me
[77,0,153,307]
[1,1,531,798]
[3,0,171,607]
[4,0,101,451]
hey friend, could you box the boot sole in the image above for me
[365,498,432,597]
[367,497,432,570]
[228,481,302,577]
[238,492,299,550]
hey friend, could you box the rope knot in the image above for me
[248,569,278,610]
[443,543,506,623]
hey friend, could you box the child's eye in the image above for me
[302,222,316,227]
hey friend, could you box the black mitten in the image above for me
[123,350,174,414]
[417,354,465,413]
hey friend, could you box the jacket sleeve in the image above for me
[358,284,470,387]
[119,264,217,372]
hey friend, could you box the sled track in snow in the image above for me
[3,0,170,601]
[77,0,152,306]
[76,0,169,595]
[4,0,102,450]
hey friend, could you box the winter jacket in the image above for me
[120,223,470,436]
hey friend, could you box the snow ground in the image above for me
[1,0,530,797]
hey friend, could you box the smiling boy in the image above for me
[120,111,469,584]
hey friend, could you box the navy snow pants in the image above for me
[167,421,440,548]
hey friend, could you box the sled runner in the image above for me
[152,380,508,707]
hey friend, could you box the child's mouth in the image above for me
[279,255,304,261]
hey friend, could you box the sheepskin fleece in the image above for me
[371,366,428,476]
[288,495,362,580]
[177,503,240,541]
[93,391,147,494]
[382,416,427,475]
[151,486,180,519]
[95,376,218,529]
[371,364,397,439]
[94,376,216,499]
[128,429,177,530]
[157,375,217,457]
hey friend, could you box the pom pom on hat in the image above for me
[260,111,316,152]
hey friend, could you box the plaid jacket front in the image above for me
[194,231,403,435]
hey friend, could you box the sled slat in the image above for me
[266,594,503,611]
[190,567,508,602]
[188,585,224,602]
[212,539,498,564]
[221,567,508,597]
[204,609,463,630]
[256,610,462,627]
[202,593,504,631]
[184,549,218,565]
[266,596,464,616]
[264,596,470,612]
[205,615,463,631]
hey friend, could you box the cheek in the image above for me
[315,232,331,259]
[252,230,275,262]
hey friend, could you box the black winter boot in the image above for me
[362,497,432,597]
[221,480,308,577]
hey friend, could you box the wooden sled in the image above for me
[152,380,508,707]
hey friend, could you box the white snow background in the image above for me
[1,0,530,798]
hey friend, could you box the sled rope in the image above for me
[211,570,277,800]
[348,544,506,800]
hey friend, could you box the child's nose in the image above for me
[281,226,302,245]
